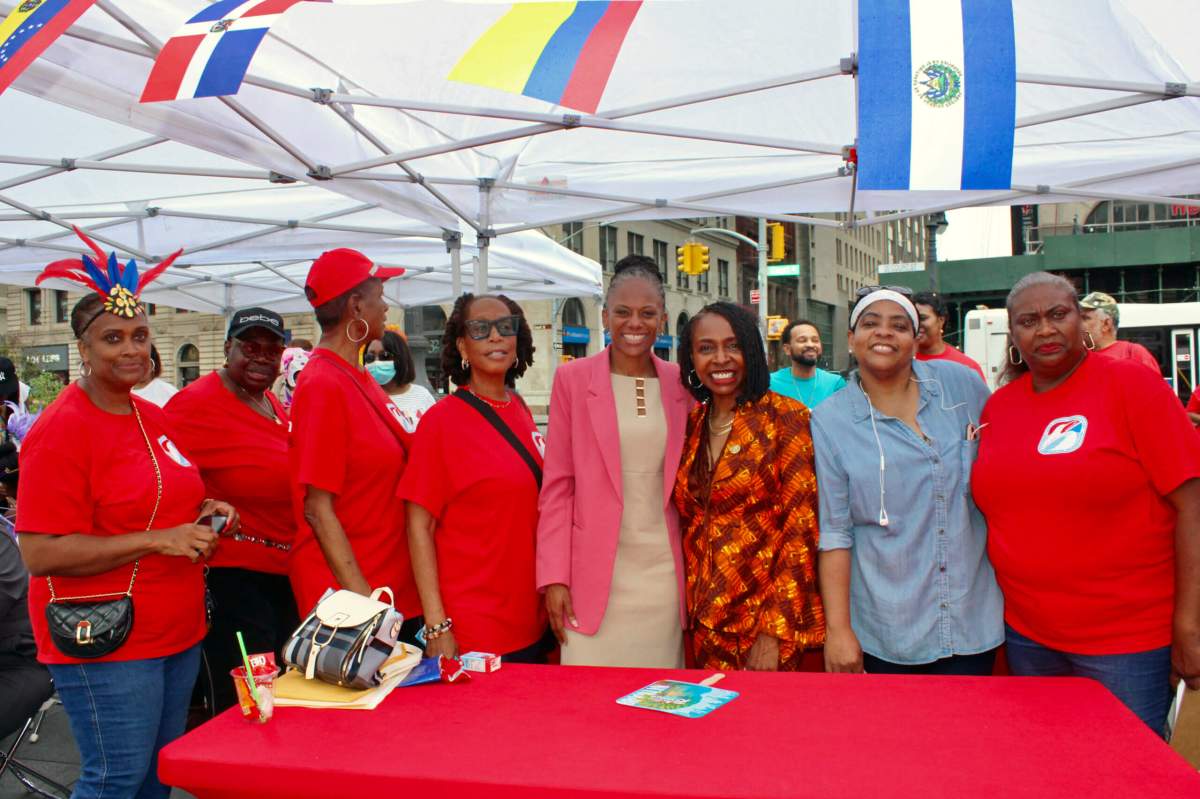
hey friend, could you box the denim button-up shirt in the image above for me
[811,359,1003,665]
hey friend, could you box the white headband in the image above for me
[850,289,920,332]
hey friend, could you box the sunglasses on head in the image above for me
[464,315,520,340]
[855,285,915,299]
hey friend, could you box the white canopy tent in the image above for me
[6,0,1200,249]
[0,95,602,313]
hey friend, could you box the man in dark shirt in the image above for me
[0,529,51,735]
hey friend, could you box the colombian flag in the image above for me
[0,0,96,95]
[450,1,642,114]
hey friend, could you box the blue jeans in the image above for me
[47,643,201,799]
[1004,625,1172,735]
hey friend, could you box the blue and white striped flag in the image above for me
[857,0,1016,190]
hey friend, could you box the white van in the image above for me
[963,302,1200,401]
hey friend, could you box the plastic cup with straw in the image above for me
[236,630,262,712]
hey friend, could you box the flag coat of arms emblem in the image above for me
[141,0,324,103]
[857,0,1016,190]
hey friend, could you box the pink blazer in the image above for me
[536,349,691,635]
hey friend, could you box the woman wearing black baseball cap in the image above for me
[287,249,422,640]
[165,306,297,713]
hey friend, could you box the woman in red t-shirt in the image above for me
[401,294,550,661]
[973,271,1200,734]
[288,249,421,639]
[17,234,237,799]
[166,307,297,714]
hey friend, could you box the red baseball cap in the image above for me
[304,248,405,308]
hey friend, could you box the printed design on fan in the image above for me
[157,434,193,467]
[1037,415,1088,456]
[531,431,546,458]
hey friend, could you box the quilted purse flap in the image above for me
[313,588,391,629]
[46,597,132,637]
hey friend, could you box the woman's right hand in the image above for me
[545,583,578,645]
[824,625,865,673]
[155,524,219,563]
[424,630,459,661]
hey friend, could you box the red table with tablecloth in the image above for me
[159,664,1200,798]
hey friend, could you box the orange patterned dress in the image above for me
[672,391,825,670]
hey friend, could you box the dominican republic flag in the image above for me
[140,0,326,103]
[856,0,1016,190]
[0,0,97,96]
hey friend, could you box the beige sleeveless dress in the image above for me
[561,374,684,668]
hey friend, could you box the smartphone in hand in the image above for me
[196,514,229,534]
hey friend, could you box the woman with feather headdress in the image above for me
[14,228,239,799]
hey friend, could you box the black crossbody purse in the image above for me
[45,401,163,659]
[452,389,542,488]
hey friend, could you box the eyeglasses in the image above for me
[464,315,520,340]
[234,339,285,361]
[363,351,385,364]
[855,285,914,299]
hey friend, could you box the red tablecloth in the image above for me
[160,665,1200,798]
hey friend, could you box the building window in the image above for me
[561,298,588,359]
[54,290,69,324]
[25,289,41,326]
[146,303,156,316]
[598,225,618,271]
[561,221,584,254]
[653,239,668,277]
[717,259,729,297]
[176,343,201,387]
[697,262,709,293]
[836,240,843,265]
[676,259,690,290]
[627,232,644,256]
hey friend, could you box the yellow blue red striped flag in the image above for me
[0,0,97,95]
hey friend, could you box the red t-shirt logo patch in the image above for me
[531,431,546,458]
[1037,415,1088,455]
[156,435,192,468]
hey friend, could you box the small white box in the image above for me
[460,651,502,673]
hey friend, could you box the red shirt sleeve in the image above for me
[1134,344,1161,373]
[17,404,92,535]
[1188,389,1200,414]
[397,400,453,519]
[291,371,349,495]
[1119,362,1200,497]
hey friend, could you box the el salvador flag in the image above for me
[857,0,1016,190]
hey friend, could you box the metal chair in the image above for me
[0,696,72,799]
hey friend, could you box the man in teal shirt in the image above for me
[770,320,846,409]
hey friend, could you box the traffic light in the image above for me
[768,222,785,262]
[676,244,691,275]
[695,244,710,274]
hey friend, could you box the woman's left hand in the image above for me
[198,499,240,536]
[1172,624,1200,690]
[745,634,780,671]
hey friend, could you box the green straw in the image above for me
[235,631,261,708]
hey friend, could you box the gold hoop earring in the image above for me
[1008,346,1023,366]
[686,370,702,389]
[346,318,369,343]
[80,362,93,378]
[1083,331,1096,351]
[461,357,470,372]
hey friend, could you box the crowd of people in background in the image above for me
[1,241,1199,799]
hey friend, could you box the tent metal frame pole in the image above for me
[252,261,308,291]
[0,212,144,222]
[0,237,98,256]
[178,202,385,255]
[324,102,483,233]
[1009,184,1200,209]
[1016,72,1199,98]
[327,124,562,178]
[0,136,166,193]
[0,155,272,181]
[151,209,436,238]
[0,192,150,261]
[1016,93,1165,129]
[0,217,132,256]
[476,180,491,294]
[445,232,463,298]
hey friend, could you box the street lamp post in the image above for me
[925,211,949,293]
[689,221,769,338]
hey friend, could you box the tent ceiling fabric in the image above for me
[6,0,1200,237]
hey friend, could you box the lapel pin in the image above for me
[728,444,741,454]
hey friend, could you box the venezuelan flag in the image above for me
[0,0,96,95]
[450,1,642,114]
